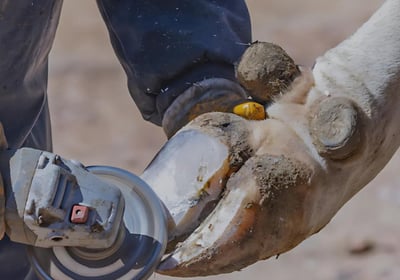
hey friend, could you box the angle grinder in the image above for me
[1,148,168,280]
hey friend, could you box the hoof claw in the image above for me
[309,97,361,160]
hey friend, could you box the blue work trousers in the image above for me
[0,1,251,278]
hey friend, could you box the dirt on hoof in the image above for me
[251,154,312,206]
[189,112,254,169]
[236,42,300,104]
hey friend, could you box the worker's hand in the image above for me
[143,1,400,276]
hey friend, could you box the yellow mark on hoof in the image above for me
[233,102,266,120]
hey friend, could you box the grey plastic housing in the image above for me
[5,148,125,248]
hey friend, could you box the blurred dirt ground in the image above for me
[48,1,400,279]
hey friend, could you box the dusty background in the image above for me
[48,1,400,279]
